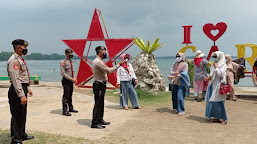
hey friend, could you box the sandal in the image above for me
[134,106,141,109]
[209,119,221,123]
[124,107,129,110]
[232,96,237,101]
[221,120,227,125]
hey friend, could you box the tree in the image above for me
[0,51,13,61]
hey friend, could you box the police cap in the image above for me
[65,48,73,54]
[95,46,106,52]
[12,39,29,46]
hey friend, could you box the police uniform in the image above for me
[91,52,120,128]
[7,40,32,143]
[60,55,77,115]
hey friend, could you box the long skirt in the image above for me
[171,84,185,112]
[205,85,227,120]
[193,80,208,92]
[120,81,139,108]
[226,75,236,97]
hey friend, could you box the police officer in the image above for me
[91,46,124,129]
[60,49,78,116]
[7,39,34,144]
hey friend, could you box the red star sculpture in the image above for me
[62,8,134,88]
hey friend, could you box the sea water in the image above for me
[0,57,254,87]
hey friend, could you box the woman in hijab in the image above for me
[190,50,209,102]
[225,54,240,101]
[117,54,141,110]
[205,51,227,125]
[169,53,190,115]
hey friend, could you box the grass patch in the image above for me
[105,89,120,103]
[104,88,172,107]
[136,88,171,106]
[0,129,92,144]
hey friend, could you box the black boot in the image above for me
[63,111,71,116]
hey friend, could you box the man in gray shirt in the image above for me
[91,46,124,129]
[7,39,34,143]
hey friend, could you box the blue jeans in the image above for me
[120,81,139,108]
[171,85,185,112]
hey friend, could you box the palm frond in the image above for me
[134,38,165,54]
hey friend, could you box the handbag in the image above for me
[219,83,232,95]
[204,78,209,85]
[132,78,136,87]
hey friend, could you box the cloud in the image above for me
[1,0,257,57]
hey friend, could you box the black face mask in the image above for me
[69,54,73,58]
[21,48,28,55]
[102,53,107,59]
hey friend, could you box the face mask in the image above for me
[102,53,107,59]
[226,59,229,62]
[21,48,28,55]
[69,54,73,58]
[176,57,181,62]
[213,58,219,62]
[125,58,129,62]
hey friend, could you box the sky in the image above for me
[1,0,257,57]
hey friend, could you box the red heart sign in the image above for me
[203,22,227,42]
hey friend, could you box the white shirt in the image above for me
[116,63,137,84]
[208,63,227,102]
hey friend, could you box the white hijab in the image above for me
[215,51,226,68]
[209,51,226,83]
[208,51,227,102]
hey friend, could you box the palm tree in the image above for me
[131,38,166,92]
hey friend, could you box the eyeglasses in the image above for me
[176,56,180,58]
[212,55,217,58]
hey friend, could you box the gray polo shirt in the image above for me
[93,56,120,82]
[60,58,74,81]
[7,53,30,97]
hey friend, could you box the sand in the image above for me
[0,81,138,140]
[1,81,257,143]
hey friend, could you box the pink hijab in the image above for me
[120,54,130,73]
[225,54,232,65]
[173,53,187,72]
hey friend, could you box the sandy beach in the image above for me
[1,81,257,143]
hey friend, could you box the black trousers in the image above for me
[92,81,106,125]
[62,78,74,112]
[8,83,28,143]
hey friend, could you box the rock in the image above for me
[131,52,166,92]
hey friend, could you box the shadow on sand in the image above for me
[186,115,210,123]
[76,119,91,127]
[50,109,63,115]
[155,107,177,114]
[105,105,122,110]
